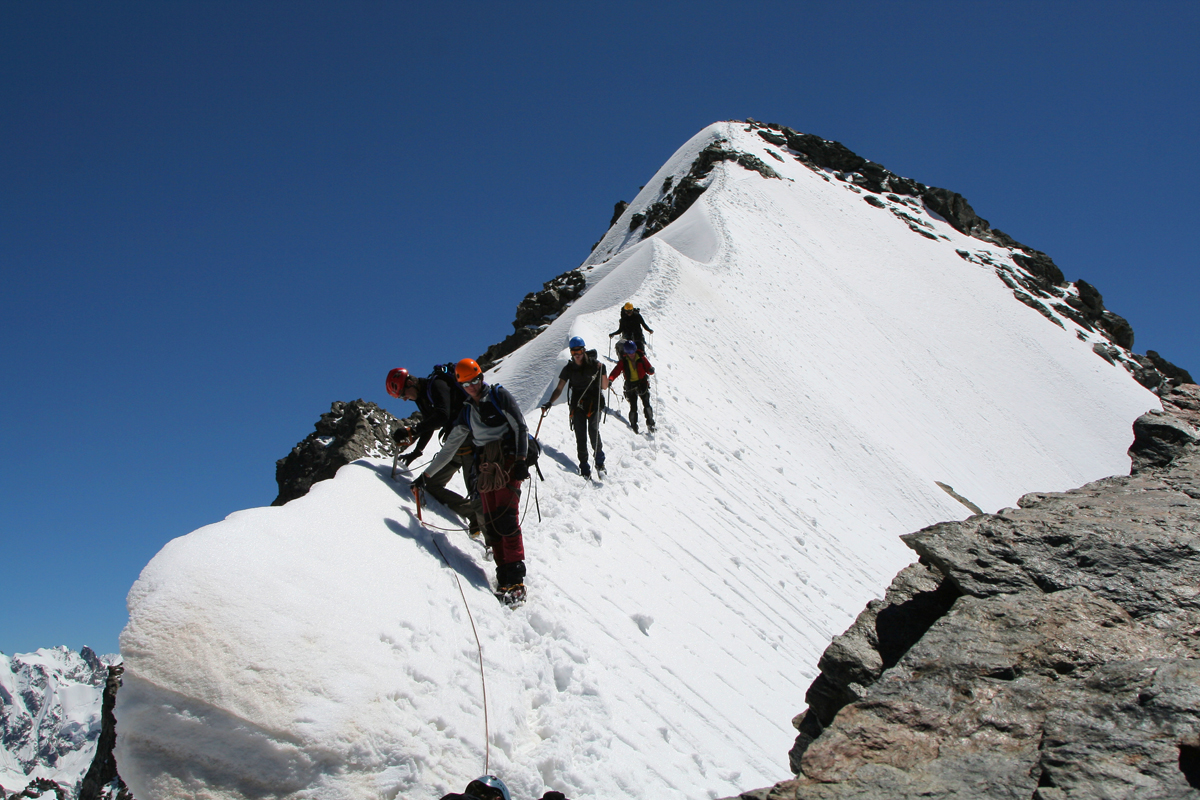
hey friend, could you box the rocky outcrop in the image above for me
[273,400,410,505]
[630,138,781,239]
[477,269,587,370]
[0,778,68,799]
[728,392,1200,799]
[77,665,130,800]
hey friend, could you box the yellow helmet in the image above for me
[623,302,634,311]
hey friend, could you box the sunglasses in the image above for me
[570,347,585,354]
[460,375,483,387]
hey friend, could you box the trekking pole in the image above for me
[534,476,541,522]
[412,486,423,523]
[391,452,400,481]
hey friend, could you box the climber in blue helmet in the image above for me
[541,335,610,478]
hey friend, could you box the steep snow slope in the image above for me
[115,122,1158,800]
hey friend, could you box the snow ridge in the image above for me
[115,122,1158,800]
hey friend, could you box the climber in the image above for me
[414,359,530,606]
[608,302,654,351]
[386,366,481,537]
[437,774,570,800]
[542,336,609,478]
[608,339,656,433]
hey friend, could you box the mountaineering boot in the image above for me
[631,421,639,433]
[580,462,591,478]
[496,583,526,607]
[647,420,655,432]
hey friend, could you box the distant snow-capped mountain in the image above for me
[1,646,120,797]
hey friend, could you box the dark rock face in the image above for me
[728,401,1200,800]
[77,664,132,800]
[1130,409,1200,472]
[2,778,68,799]
[273,400,409,505]
[633,138,781,239]
[477,270,589,370]
[1148,350,1197,386]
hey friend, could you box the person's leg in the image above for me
[480,481,525,600]
[424,457,471,519]
[589,409,605,470]
[640,382,654,428]
[572,408,591,474]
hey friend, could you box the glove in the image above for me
[391,426,414,445]
[411,474,427,491]
[510,460,530,481]
[398,450,422,467]
[541,402,553,412]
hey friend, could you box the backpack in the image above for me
[481,384,544,482]
[427,363,466,439]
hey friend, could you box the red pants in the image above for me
[481,480,525,585]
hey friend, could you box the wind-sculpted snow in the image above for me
[117,122,1159,800]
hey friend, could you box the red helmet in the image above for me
[386,368,410,398]
[455,358,482,383]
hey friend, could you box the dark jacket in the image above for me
[558,350,605,415]
[610,308,652,341]
[411,375,466,454]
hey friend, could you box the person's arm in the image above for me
[640,315,654,333]
[608,361,624,382]
[418,412,470,481]
[641,355,655,375]
[599,363,610,391]
[543,378,567,409]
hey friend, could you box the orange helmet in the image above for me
[386,368,410,398]
[455,358,482,383]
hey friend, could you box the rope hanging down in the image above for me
[413,486,491,775]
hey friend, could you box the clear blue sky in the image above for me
[2,1,1197,656]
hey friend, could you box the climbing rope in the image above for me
[414,486,491,774]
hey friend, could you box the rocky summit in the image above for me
[731,384,1200,800]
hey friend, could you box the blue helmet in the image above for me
[465,775,511,800]
[622,339,637,354]
[568,336,586,350]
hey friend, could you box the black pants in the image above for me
[571,405,605,468]
[426,448,483,532]
[624,380,653,426]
